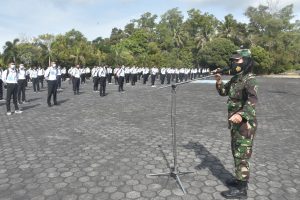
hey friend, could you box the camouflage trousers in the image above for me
[231,121,256,181]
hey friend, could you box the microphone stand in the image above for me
[147,74,215,194]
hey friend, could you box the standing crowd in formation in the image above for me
[0,62,210,115]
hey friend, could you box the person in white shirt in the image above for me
[57,66,62,90]
[68,66,74,84]
[131,66,137,86]
[30,67,39,92]
[2,63,23,115]
[125,66,130,84]
[92,66,99,91]
[142,67,149,84]
[71,64,81,95]
[98,66,107,97]
[44,62,58,107]
[80,67,86,84]
[113,67,119,85]
[106,66,113,84]
[0,66,4,101]
[150,67,158,87]
[85,66,91,80]
[160,67,166,84]
[37,66,45,88]
[116,65,125,92]
[17,64,27,104]
[61,67,67,82]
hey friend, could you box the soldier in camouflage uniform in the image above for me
[215,52,258,199]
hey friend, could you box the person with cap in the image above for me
[2,63,23,115]
[215,51,257,199]
[17,64,27,104]
[45,62,58,107]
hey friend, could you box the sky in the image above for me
[1,0,300,49]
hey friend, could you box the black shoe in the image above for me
[48,103,52,107]
[54,102,59,106]
[221,181,248,199]
[226,179,248,189]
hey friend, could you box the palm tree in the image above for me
[3,38,19,63]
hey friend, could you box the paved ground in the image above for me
[0,76,299,200]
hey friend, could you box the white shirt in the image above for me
[37,68,44,76]
[161,68,166,75]
[61,68,66,74]
[30,69,38,78]
[45,67,58,81]
[71,68,81,78]
[57,68,62,76]
[98,67,107,77]
[18,69,26,80]
[2,69,18,84]
[117,68,125,77]
[151,68,158,75]
[85,67,90,74]
[107,67,112,74]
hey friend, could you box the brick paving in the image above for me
[0,77,299,200]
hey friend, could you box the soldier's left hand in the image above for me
[229,114,242,124]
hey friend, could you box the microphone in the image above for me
[211,66,230,74]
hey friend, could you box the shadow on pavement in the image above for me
[183,141,234,185]
[21,104,41,111]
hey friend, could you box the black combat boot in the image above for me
[221,180,248,199]
[225,179,248,189]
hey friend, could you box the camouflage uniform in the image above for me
[216,72,258,182]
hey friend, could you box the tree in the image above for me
[251,46,273,74]
[199,38,237,69]
[3,38,19,64]
[34,34,55,67]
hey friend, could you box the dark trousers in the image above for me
[80,74,86,84]
[99,77,106,96]
[143,74,149,84]
[131,74,137,85]
[47,80,58,105]
[151,75,156,85]
[166,74,171,84]
[114,75,118,85]
[32,78,40,92]
[160,74,166,84]
[0,80,3,100]
[107,74,112,83]
[125,74,130,83]
[118,76,124,92]
[93,77,99,91]
[73,78,80,94]
[57,75,62,89]
[17,79,26,103]
[38,75,44,88]
[6,83,19,112]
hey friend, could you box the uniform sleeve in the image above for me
[239,76,258,122]
[2,70,7,83]
[216,80,230,96]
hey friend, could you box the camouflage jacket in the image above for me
[216,73,258,128]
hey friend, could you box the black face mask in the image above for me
[229,61,244,75]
